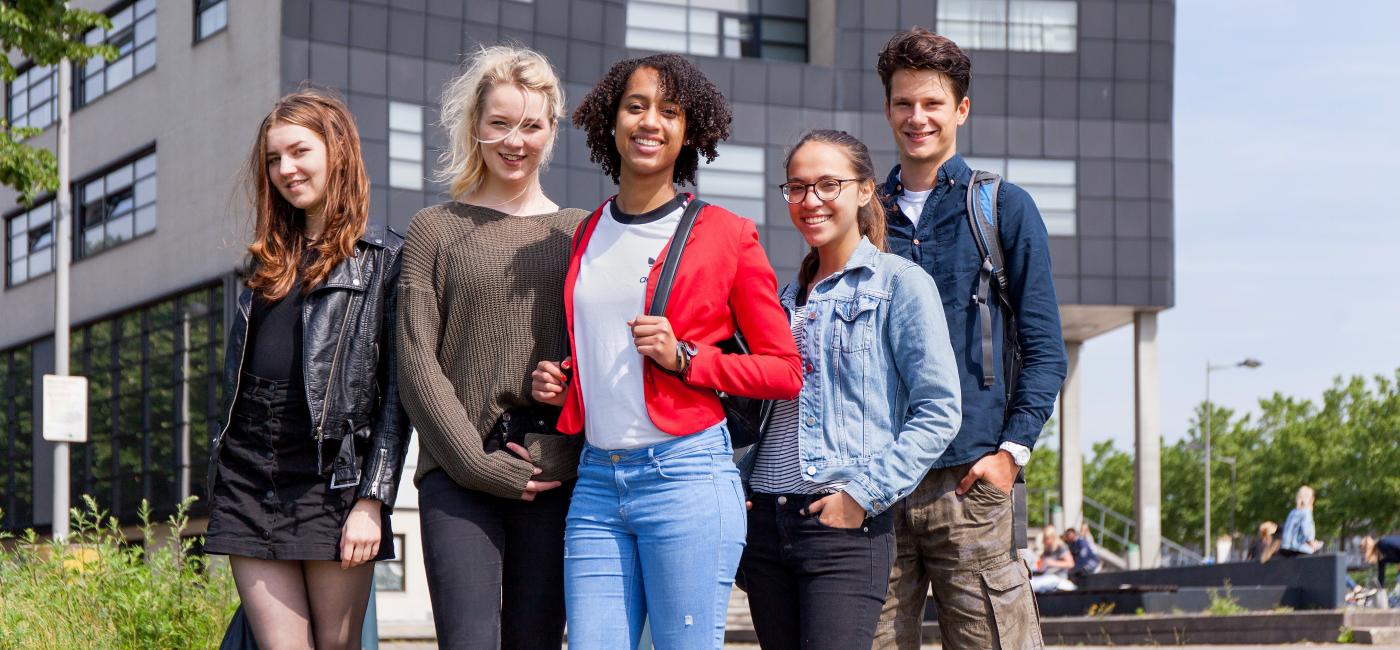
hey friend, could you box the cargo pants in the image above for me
[872,462,1044,650]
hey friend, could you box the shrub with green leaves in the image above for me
[0,496,238,650]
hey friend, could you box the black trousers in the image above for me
[418,469,572,650]
[738,492,895,650]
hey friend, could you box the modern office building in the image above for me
[0,0,1174,629]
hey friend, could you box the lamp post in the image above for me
[1204,358,1261,562]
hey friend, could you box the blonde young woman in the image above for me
[395,46,586,649]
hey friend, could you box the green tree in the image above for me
[0,2,114,203]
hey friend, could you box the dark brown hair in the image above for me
[244,89,369,300]
[876,27,972,101]
[571,53,731,186]
[785,129,887,302]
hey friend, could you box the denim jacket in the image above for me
[738,238,962,515]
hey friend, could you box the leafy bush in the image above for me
[0,497,238,650]
[1206,581,1246,616]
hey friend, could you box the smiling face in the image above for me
[265,122,328,216]
[613,66,686,183]
[785,141,873,252]
[476,82,555,186]
[884,68,969,169]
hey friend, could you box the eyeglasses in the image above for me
[778,178,860,204]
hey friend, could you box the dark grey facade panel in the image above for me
[271,0,1174,310]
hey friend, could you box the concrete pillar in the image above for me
[1134,312,1162,568]
[1059,342,1083,532]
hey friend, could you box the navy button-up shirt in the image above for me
[882,154,1067,468]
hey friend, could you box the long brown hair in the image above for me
[785,129,887,301]
[244,89,370,300]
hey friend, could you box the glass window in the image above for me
[374,535,407,591]
[7,64,59,131]
[78,0,158,107]
[195,0,228,42]
[0,346,35,532]
[388,102,423,190]
[68,283,225,524]
[965,157,1077,235]
[626,0,807,62]
[938,0,1077,53]
[77,151,158,258]
[698,144,766,224]
[6,201,57,286]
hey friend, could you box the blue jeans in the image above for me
[564,423,746,649]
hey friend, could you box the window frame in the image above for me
[373,534,408,591]
[626,0,809,63]
[76,0,158,109]
[6,61,60,131]
[965,156,1078,236]
[5,197,59,288]
[937,0,1078,53]
[387,102,424,191]
[193,0,228,44]
[73,146,159,261]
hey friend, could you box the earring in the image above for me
[611,129,615,136]
[685,140,691,145]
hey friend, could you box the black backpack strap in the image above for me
[965,170,1014,388]
[647,196,707,317]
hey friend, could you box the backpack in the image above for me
[965,170,1030,551]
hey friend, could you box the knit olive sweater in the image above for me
[397,201,587,498]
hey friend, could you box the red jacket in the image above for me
[559,196,802,436]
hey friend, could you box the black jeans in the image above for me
[419,469,572,650]
[738,492,895,650]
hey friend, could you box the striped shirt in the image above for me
[750,304,846,495]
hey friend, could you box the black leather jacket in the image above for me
[208,224,411,509]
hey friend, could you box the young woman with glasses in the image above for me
[736,129,963,650]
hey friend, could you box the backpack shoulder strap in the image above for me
[965,171,1014,387]
[647,197,707,317]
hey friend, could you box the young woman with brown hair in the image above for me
[204,89,409,650]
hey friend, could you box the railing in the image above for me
[1028,488,1205,567]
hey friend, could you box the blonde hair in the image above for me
[436,45,565,199]
[1296,485,1315,509]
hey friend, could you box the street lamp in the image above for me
[1204,358,1261,562]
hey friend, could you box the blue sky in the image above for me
[1073,0,1400,451]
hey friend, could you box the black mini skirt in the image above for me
[204,372,394,562]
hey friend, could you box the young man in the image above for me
[871,28,1067,650]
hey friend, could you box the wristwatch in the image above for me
[677,340,699,380]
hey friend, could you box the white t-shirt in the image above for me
[896,171,934,227]
[573,196,686,450]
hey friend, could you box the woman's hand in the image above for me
[506,441,563,502]
[805,491,868,529]
[629,315,680,372]
[339,499,383,568]
[531,359,569,407]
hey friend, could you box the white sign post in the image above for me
[42,375,88,443]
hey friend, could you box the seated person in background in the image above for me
[1246,521,1280,562]
[1030,525,1077,593]
[1279,485,1324,558]
[1063,524,1102,583]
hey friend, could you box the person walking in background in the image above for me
[1247,521,1280,562]
[396,46,586,650]
[1030,525,1076,593]
[736,129,962,650]
[204,90,409,650]
[870,27,1068,650]
[532,53,801,649]
[1361,534,1400,590]
[1278,485,1323,558]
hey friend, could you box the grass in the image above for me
[1206,580,1247,616]
[0,496,238,650]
